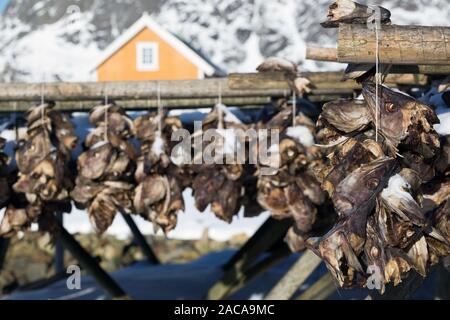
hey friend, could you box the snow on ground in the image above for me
[2,249,437,300]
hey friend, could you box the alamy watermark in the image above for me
[66,265,81,290]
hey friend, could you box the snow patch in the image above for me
[286,125,314,147]
[381,174,414,205]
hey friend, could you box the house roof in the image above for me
[91,13,217,76]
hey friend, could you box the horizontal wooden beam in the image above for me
[306,46,338,62]
[0,97,273,113]
[338,24,450,65]
[306,47,450,74]
[228,72,428,92]
[0,78,287,102]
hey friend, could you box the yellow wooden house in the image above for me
[92,13,221,81]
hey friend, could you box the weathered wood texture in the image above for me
[265,250,322,300]
[296,273,337,300]
[228,72,428,91]
[0,97,272,113]
[0,78,287,102]
[306,46,338,62]
[206,218,292,300]
[305,47,450,74]
[338,24,450,65]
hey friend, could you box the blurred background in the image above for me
[0,0,449,83]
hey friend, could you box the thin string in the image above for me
[292,90,296,127]
[40,82,49,154]
[104,90,109,142]
[13,101,18,141]
[217,82,224,130]
[374,12,381,142]
[157,82,163,134]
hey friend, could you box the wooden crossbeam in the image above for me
[265,250,323,300]
[0,97,273,113]
[296,272,336,300]
[0,78,286,102]
[338,24,450,65]
[228,72,428,92]
[306,46,450,74]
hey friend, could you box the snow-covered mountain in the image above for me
[0,0,449,82]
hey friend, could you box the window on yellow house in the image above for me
[137,42,159,71]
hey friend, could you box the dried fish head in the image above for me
[15,132,52,174]
[79,142,115,180]
[211,180,241,223]
[362,83,440,156]
[333,157,396,221]
[13,158,63,201]
[320,99,371,133]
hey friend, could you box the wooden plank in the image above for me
[306,48,450,74]
[228,73,428,92]
[0,96,272,113]
[265,250,323,300]
[338,24,450,65]
[296,273,336,300]
[206,218,292,300]
[0,78,287,102]
[306,46,338,62]
[225,245,292,298]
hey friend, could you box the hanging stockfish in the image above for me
[71,104,136,234]
[133,111,186,233]
[0,103,77,236]
[310,81,449,293]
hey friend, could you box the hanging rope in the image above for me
[217,82,224,130]
[40,82,49,155]
[104,89,109,142]
[292,90,297,127]
[372,6,382,143]
[157,82,163,135]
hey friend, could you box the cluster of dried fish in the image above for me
[254,101,331,252]
[311,82,450,292]
[0,103,77,236]
[190,104,252,223]
[133,112,186,233]
[71,104,137,234]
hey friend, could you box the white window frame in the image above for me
[136,42,159,72]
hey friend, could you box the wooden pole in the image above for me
[0,97,272,113]
[296,273,336,300]
[120,212,159,265]
[265,250,322,300]
[206,218,292,300]
[228,72,428,92]
[54,212,65,274]
[306,46,338,62]
[56,223,129,299]
[305,47,450,74]
[338,24,450,65]
[0,79,287,102]
[224,245,292,299]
